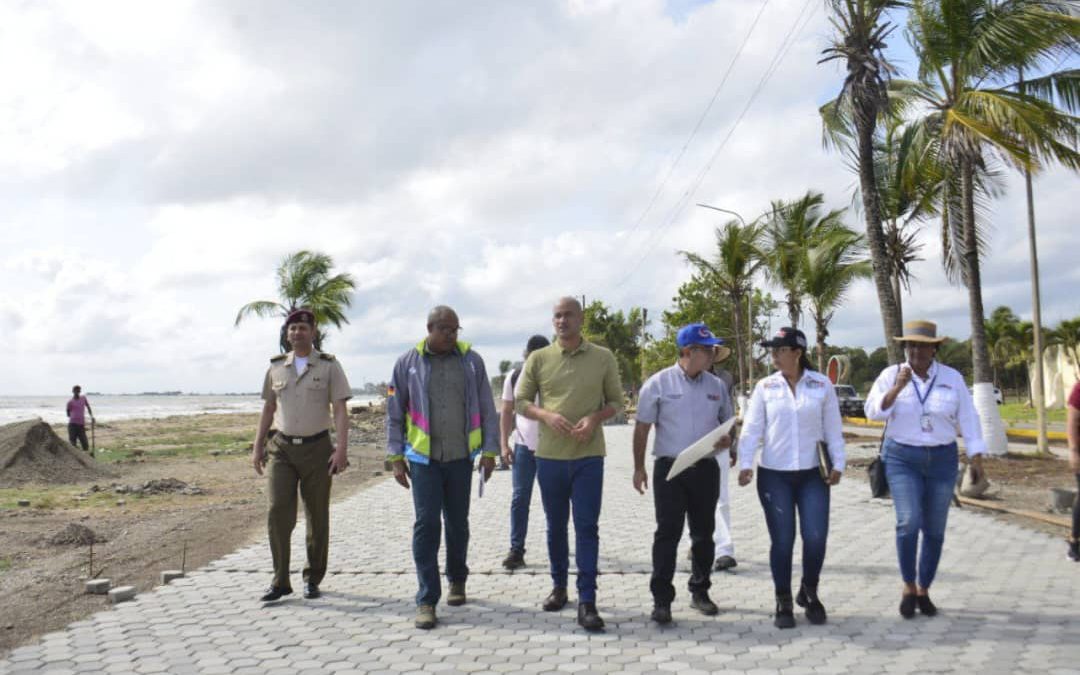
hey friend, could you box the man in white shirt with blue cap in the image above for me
[633,322,735,624]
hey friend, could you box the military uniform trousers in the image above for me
[267,433,334,589]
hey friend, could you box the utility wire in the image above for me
[610,0,819,294]
[620,0,773,241]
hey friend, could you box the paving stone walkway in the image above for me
[3,425,1078,674]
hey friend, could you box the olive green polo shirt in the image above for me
[514,340,624,460]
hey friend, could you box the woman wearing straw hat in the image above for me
[864,320,987,618]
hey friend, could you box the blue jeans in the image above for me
[509,444,538,554]
[883,439,958,588]
[756,467,830,596]
[409,458,472,606]
[536,456,604,603]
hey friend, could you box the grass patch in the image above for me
[0,557,11,574]
[0,486,144,511]
[98,431,251,462]
[998,403,1066,425]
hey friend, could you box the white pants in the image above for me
[714,449,734,557]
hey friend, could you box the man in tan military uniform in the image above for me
[252,308,352,601]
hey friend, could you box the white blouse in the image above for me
[738,369,846,472]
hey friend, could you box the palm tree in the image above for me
[802,226,874,371]
[680,220,766,389]
[820,0,908,364]
[235,250,357,352]
[904,0,1080,453]
[1048,318,1080,380]
[984,306,1024,397]
[761,191,846,328]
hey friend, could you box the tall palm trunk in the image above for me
[960,157,992,384]
[855,106,904,364]
[815,315,829,372]
[732,292,749,387]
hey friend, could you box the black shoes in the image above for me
[502,549,526,570]
[916,594,937,617]
[795,582,827,625]
[303,583,320,599]
[899,593,917,619]
[774,593,795,629]
[651,603,672,624]
[713,556,738,572]
[260,586,293,602]
[543,587,568,612]
[690,592,719,616]
[577,602,605,632]
[1068,540,1080,562]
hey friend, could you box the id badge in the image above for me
[920,414,934,433]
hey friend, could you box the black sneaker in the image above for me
[899,593,917,619]
[1068,540,1080,562]
[713,555,738,572]
[650,603,672,624]
[916,594,937,617]
[502,549,525,570]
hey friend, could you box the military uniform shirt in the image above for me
[262,348,352,437]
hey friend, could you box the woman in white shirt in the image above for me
[737,327,846,629]
[864,321,986,619]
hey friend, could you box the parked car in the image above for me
[969,386,1004,405]
[834,384,865,418]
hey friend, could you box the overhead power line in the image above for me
[610,0,819,295]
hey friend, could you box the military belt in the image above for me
[277,429,330,446]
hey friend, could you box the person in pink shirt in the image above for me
[66,385,94,452]
[1067,382,1080,561]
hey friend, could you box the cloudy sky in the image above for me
[3,0,1077,395]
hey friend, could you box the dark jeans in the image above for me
[68,423,89,452]
[409,457,472,607]
[756,467,830,596]
[536,456,603,603]
[509,444,538,554]
[651,456,719,604]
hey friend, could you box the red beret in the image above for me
[284,308,315,327]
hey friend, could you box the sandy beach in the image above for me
[0,407,388,657]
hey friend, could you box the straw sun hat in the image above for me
[893,320,948,344]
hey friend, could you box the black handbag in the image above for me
[867,424,889,498]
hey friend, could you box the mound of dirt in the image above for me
[46,523,106,547]
[0,419,114,487]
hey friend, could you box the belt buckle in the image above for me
[291,437,304,445]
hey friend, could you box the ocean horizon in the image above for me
[0,394,383,425]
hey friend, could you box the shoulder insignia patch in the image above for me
[319,353,336,361]
[270,354,287,363]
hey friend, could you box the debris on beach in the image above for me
[85,478,207,496]
[47,523,106,547]
[0,419,114,487]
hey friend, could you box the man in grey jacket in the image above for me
[386,306,499,630]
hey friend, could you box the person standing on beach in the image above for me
[65,386,94,452]
[252,308,352,603]
[499,334,550,571]
[515,297,624,632]
[633,323,733,624]
[386,306,499,630]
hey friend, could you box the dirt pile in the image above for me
[349,403,385,444]
[46,523,106,547]
[0,420,114,487]
[113,478,205,496]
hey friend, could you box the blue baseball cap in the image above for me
[676,323,723,348]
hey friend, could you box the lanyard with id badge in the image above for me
[911,374,938,433]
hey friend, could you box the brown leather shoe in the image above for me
[446,581,467,606]
[542,586,568,612]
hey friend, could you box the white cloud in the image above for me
[1,0,1076,394]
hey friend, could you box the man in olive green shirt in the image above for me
[515,297,623,632]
